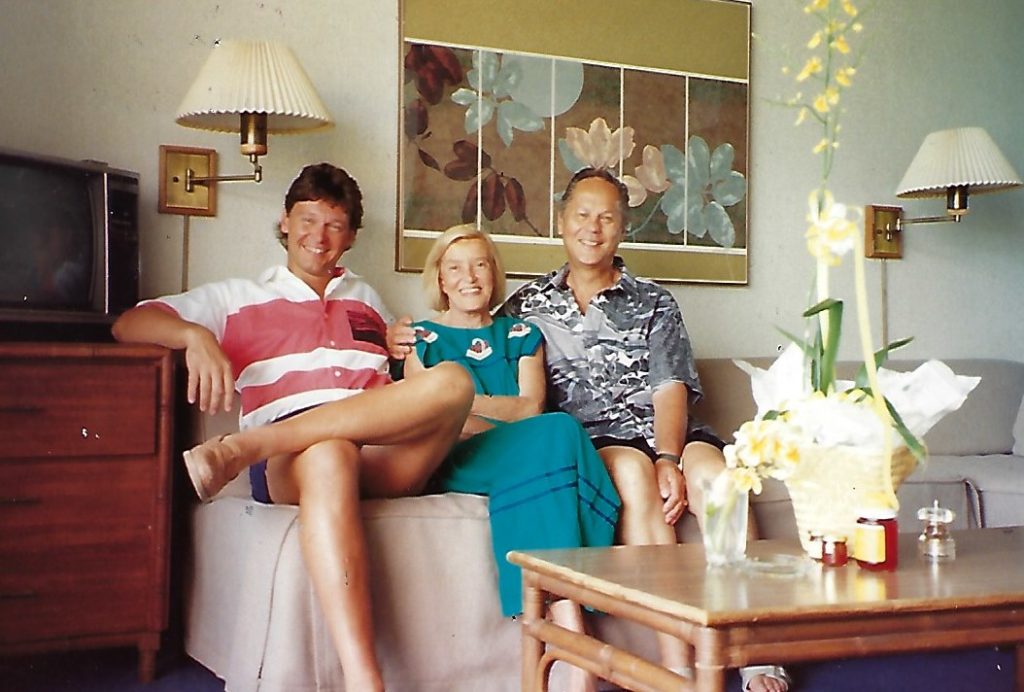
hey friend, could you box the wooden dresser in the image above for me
[0,342,174,682]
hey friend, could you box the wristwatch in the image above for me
[655,451,682,468]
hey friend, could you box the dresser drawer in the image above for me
[0,458,157,548]
[0,360,158,459]
[0,564,151,644]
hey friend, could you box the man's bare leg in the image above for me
[682,443,788,692]
[267,440,384,691]
[548,599,597,692]
[184,362,474,499]
[250,364,472,691]
[598,447,690,672]
[681,441,760,540]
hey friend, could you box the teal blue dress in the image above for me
[414,316,621,616]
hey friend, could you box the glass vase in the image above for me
[701,473,749,567]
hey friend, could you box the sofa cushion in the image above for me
[1014,393,1024,455]
[909,360,1024,456]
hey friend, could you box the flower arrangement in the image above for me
[708,1,978,549]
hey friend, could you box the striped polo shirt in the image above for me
[145,265,393,429]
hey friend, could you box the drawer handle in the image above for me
[0,590,38,601]
[0,406,45,415]
[0,497,42,507]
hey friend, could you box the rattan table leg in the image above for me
[521,573,547,692]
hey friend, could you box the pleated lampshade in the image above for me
[176,40,332,135]
[896,127,1022,199]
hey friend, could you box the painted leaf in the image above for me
[468,51,499,92]
[496,111,514,146]
[492,61,522,99]
[505,177,526,221]
[704,202,736,248]
[709,143,736,183]
[480,172,505,221]
[687,136,711,180]
[417,148,440,171]
[426,45,463,84]
[661,144,686,184]
[452,140,491,169]
[557,139,586,177]
[416,67,444,105]
[661,185,687,234]
[713,171,747,207]
[444,159,477,181]
[465,98,495,134]
[404,45,425,71]
[404,99,428,139]
[498,100,544,133]
[461,185,477,223]
[451,88,476,106]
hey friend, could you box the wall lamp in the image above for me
[158,40,332,217]
[864,127,1022,259]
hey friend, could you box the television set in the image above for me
[0,146,139,341]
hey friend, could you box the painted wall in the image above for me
[1,0,1021,361]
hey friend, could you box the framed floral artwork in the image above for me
[397,0,750,283]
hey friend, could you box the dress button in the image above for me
[329,340,336,347]
[334,371,341,378]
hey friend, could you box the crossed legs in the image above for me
[184,362,474,691]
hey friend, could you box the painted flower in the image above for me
[561,117,636,171]
[621,144,670,207]
[450,51,544,146]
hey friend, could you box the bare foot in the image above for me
[182,435,242,502]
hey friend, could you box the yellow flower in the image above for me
[806,190,857,265]
[832,34,851,54]
[794,107,809,125]
[805,0,828,13]
[812,138,829,154]
[797,56,823,82]
[813,94,831,114]
[842,0,858,16]
[836,66,856,87]
[807,31,822,49]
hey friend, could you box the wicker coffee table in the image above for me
[508,528,1024,692]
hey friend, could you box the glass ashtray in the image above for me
[739,554,817,578]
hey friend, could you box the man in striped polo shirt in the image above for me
[113,163,473,692]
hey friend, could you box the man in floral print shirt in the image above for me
[500,167,790,692]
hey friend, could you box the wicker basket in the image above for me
[785,445,918,554]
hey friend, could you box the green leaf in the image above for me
[803,298,843,393]
[855,336,915,388]
[776,327,815,360]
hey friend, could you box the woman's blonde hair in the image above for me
[421,224,507,313]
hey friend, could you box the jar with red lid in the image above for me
[853,506,898,571]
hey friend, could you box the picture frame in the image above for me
[397,0,751,284]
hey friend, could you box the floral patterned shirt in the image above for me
[500,258,714,447]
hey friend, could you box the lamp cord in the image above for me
[181,215,191,292]
[880,258,889,348]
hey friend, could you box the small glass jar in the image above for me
[854,506,899,571]
[821,535,848,567]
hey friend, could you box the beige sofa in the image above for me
[183,358,1024,691]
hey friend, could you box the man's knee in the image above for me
[297,440,361,482]
[603,451,658,506]
[427,361,474,408]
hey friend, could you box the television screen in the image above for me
[0,162,96,310]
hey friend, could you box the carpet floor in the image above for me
[1,644,1014,691]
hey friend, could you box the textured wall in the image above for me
[1,0,1021,360]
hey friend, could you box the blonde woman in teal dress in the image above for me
[401,224,620,692]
